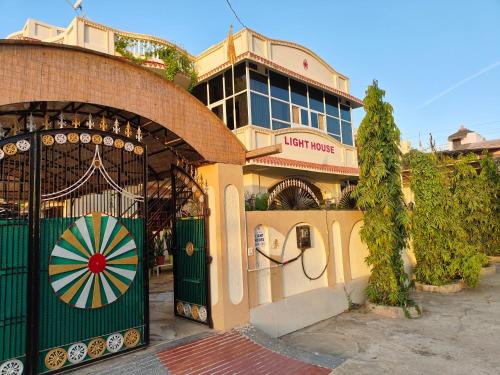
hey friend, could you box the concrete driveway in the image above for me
[282,267,500,375]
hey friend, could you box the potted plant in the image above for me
[152,236,165,266]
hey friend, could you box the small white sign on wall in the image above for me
[254,225,265,250]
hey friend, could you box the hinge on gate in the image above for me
[204,207,211,217]
[206,255,213,264]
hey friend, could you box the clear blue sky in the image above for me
[1,0,499,147]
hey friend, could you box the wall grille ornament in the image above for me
[0,359,24,375]
[268,178,321,210]
[48,212,138,309]
[67,343,88,364]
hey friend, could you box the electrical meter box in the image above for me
[296,225,311,250]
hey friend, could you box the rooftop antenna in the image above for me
[65,0,87,18]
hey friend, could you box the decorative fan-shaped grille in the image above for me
[268,178,321,210]
[337,185,357,209]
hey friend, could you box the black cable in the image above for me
[255,247,302,266]
[301,251,329,280]
[225,0,247,29]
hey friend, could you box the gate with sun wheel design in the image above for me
[0,125,148,374]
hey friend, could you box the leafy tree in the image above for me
[479,153,500,256]
[354,81,410,306]
[408,151,459,285]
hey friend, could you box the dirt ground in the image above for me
[282,267,500,375]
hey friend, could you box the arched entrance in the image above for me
[0,41,246,374]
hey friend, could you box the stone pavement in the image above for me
[283,266,500,375]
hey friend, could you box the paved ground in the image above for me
[283,266,500,375]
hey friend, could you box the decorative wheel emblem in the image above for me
[106,333,124,353]
[67,342,88,364]
[124,329,141,348]
[0,149,4,161]
[68,133,80,143]
[3,143,17,156]
[191,305,199,320]
[42,135,54,146]
[183,303,192,317]
[124,142,134,152]
[16,139,30,152]
[48,212,138,309]
[176,301,184,315]
[45,348,67,370]
[133,145,144,155]
[80,133,91,143]
[185,242,194,256]
[87,338,106,358]
[54,134,67,144]
[103,136,114,146]
[0,359,24,375]
[198,306,207,322]
[92,134,103,144]
[114,139,124,149]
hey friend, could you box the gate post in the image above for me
[25,132,41,375]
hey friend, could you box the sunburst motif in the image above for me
[49,212,138,309]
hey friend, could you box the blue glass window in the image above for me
[272,120,290,130]
[325,93,339,117]
[309,87,324,113]
[326,116,340,135]
[340,104,351,122]
[270,71,289,101]
[301,109,309,125]
[290,79,307,107]
[250,70,268,95]
[271,99,290,122]
[341,120,353,145]
[251,92,270,128]
[311,112,319,128]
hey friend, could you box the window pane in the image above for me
[309,87,324,112]
[226,97,234,130]
[249,70,268,95]
[301,109,309,125]
[224,69,233,97]
[270,71,289,101]
[340,104,351,121]
[326,116,340,135]
[211,104,223,122]
[331,134,341,142]
[209,74,223,103]
[311,112,319,128]
[251,92,270,128]
[192,82,207,105]
[325,93,339,117]
[341,120,353,145]
[234,62,247,93]
[272,120,290,130]
[271,99,290,122]
[235,92,248,128]
[290,79,307,107]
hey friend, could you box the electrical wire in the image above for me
[225,0,247,28]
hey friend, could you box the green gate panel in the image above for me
[175,218,206,307]
[0,220,28,364]
[38,217,145,373]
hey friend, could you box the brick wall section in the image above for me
[0,40,246,165]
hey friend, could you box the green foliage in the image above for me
[408,151,460,285]
[115,36,198,91]
[244,192,269,211]
[479,153,500,256]
[353,81,411,307]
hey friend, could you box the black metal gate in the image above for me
[171,166,212,327]
[0,126,149,374]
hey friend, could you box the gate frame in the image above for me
[171,165,213,328]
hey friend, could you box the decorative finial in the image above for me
[44,113,50,130]
[136,126,143,142]
[86,114,94,129]
[27,113,36,132]
[113,118,120,134]
[0,123,6,140]
[124,121,132,137]
[58,112,66,129]
[72,113,80,128]
[12,119,20,135]
[100,115,108,131]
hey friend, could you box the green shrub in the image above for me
[479,153,500,256]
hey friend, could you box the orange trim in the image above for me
[250,155,359,175]
[197,51,364,107]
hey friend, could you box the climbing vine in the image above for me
[115,36,197,91]
[353,81,411,307]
